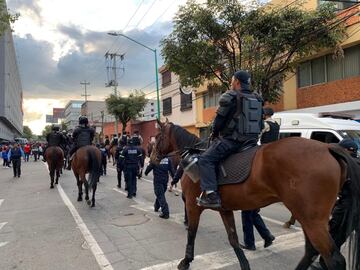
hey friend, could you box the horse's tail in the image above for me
[329,145,360,270]
[87,147,100,190]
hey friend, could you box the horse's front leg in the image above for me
[76,174,83,201]
[220,210,251,270]
[178,198,202,270]
[91,183,97,207]
[50,169,54,189]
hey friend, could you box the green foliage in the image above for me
[60,121,68,131]
[106,91,147,132]
[0,0,19,36]
[41,125,52,138]
[23,125,33,140]
[162,0,346,102]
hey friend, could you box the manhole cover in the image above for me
[112,214,150,227]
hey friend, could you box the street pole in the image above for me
[80,81,91,114]
[100,110,104,143]
[113,55,119,136]
[154,49,160,119]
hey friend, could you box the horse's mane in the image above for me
[170,124,202,150]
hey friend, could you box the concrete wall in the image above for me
[0,29,23,140]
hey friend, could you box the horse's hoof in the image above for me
[91,203,95,208]
[177,259,190,270]
[77,197,82,202]
[50,185,54,189]
[87,200,91,206]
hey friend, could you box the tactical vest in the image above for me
[226,92,263,141]
[76,129,92,147]
[260,121,280,144]
[48,132,62,146]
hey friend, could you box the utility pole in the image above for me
[105,52,125,136]
[100,110,104,143]
[80,80,91,103]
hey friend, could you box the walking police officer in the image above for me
[67,116,95,170]
[115,135,128,189]
[197,70,263,209]
[43,125,66,162]
[145,157,175,219]
[119,138,143,198]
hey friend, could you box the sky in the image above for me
[7,0,192,135]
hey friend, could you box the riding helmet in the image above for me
[263,107,274,117]
[52,125,60,131]
[339,138,358,157]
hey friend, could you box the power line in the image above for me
[80,81,91,103]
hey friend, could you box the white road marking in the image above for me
[0,199,4,208]
[0,242,8,248]
[0,222,7,231]
[57,184,114,270]
[141,231,304,270]
[262,216,302,231]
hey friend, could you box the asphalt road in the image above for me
[0,159,328,270]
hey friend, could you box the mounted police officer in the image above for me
[145,157,175,219]
[43,125,66,162]
[260,108,280,144]
[66,116,95,170]
[119,138,144,198]
[197,70,263,209]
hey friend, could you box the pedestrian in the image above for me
[119,138,143,199]
[310,138,360,270]
[24,143,31,162]
[239,106,278,250]
[115,135,127,189]
[145,157,175,219]
[8,143,24,178]
[32,143,39,162]
[99,143,107,176]
[1,145,9,167]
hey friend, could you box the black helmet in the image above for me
[127,138,134,145]
[339,139,358,157]
[79,116,88,125]
[52,125,60,132]
[263,107,274,117]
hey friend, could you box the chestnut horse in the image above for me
[45,146,64,189]
[72,145,101,207]
[153,121,360,270]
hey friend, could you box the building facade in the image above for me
[270,0,360,120]
[0,29,23,141]
[159,66,197,135]
[64,100,83,131]
[138,99,158,122]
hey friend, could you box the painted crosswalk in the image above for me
[0,199,8,248]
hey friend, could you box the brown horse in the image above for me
[106,145,117,165]
[44,146,64,189]
[72,145,101,207]
[153,121,360,270]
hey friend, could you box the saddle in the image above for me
[218,145,259,185]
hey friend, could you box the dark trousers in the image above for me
[12,159,21,177]
[198,138,242,191]
[241,209,273,248]
[125,166,138,197]
[100,159,107,176]
[154,181,169,215]
[3,158,8,166]
[24,153,30,162]
[117,165,124,187]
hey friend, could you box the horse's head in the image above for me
[150,118,176,163]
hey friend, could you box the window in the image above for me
[298,46,360,88]
[180,91,192,111]
[161,70,171,87]
[151,109,154,112]
[279,132,302,139]
[151,102,154,106]
[162,97,172,116]
[310,131,339,143]
[203,85,224,109]
[318,0,359,10]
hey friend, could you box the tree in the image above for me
[0,0,19,36]
[41,125,52,138]
[106,91,147,133]
[161,0,347,102]
[23,125,33,140]
[60,121,69,131]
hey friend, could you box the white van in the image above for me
[273,113,360,154]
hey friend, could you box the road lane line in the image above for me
[0,199,4,207]
[57,184,114,270]
[0,242,8,248]
[140,231,304,270]
[0,222,7,231]
[261,215,302,231]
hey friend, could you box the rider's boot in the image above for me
[197,191,221,209]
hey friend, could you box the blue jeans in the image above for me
[198,138,242,191]
[241,210,273,247]
[154,181,169,215]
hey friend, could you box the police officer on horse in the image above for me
[66,116,95,170]
[197,70,263,209]
[43,125,66,162]
[260,108,280,144]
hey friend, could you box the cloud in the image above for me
[15,21,173,100]
[7,0,42,23]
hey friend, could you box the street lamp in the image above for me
[107,32,161,119]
